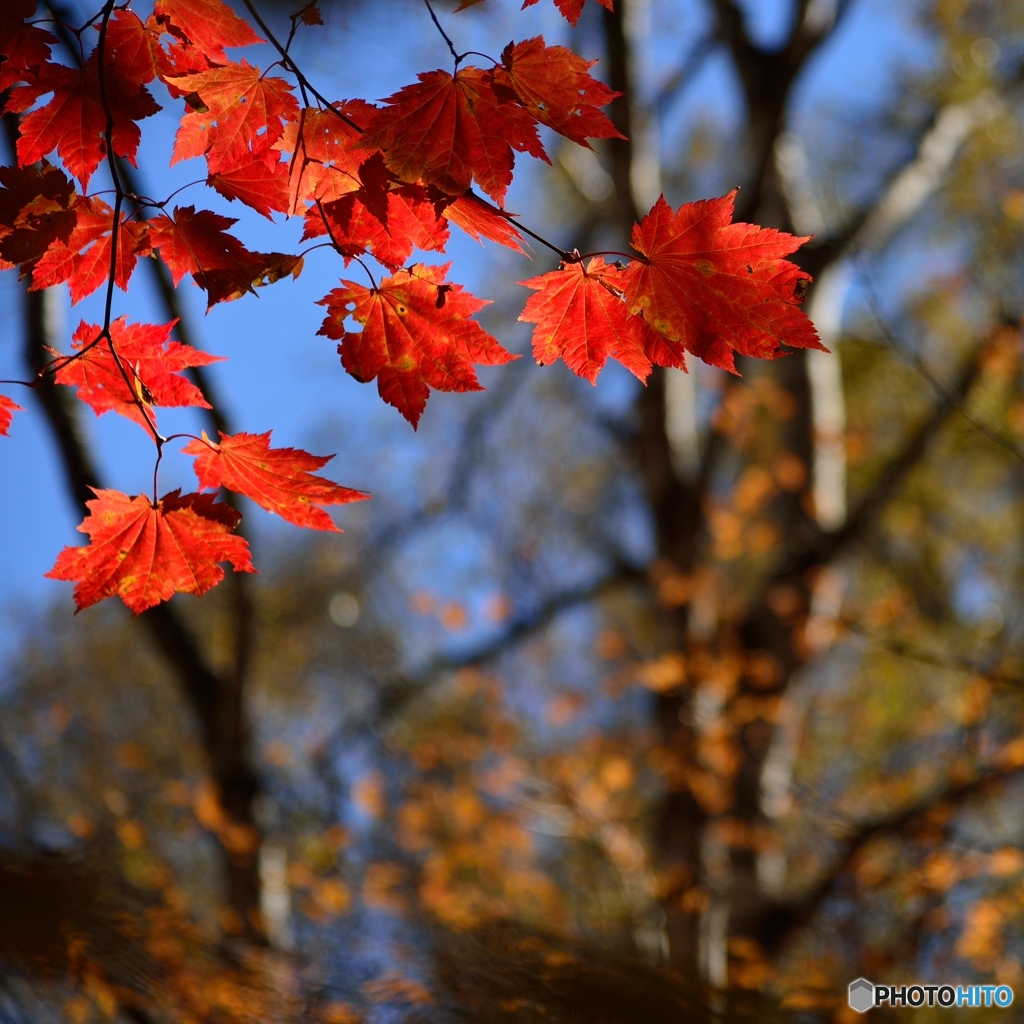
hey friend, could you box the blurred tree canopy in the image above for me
[4,0,1024,1021]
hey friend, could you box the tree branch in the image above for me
[340,563,646,745]
[772,343,984,585]
[760,761,1024,954]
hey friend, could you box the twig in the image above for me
[861,272,1024,464]
[423,0,460,68]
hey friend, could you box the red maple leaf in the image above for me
[167,60,298,175]
[207,152,290,220]
[152,0,262,65]
[623,191,823,373]
[7,54,160,188]
[200,251,304,307]
[305,154,449,268]
[520,0,613,28]
[495,38,623,149]
[276,103,374,214]
[519,257,651,383]
[442,192,528,254]
[47,487,254,614]
[148,205,301,306]
[0,162,77,270]
[182,430,368,531]
[0,0,55,92]
[358,67,545,205]
[31,195,150,303]
[104,9,163,89]
[148,205,248,286]
[317,263,518,427]
[54,317,223,428]
[0,394,24,435]
[313,187,449,269]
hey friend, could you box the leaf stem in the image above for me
[164,431,215,448]
[152,444,163,505]
[577,250,641,263]
[351,255,379,291]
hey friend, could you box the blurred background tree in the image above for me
[4,0,1024,1020]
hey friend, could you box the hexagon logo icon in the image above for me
[849,978,874,1013]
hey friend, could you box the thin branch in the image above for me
[862,278,1024,464]
[423,0,460,67]
[239,0,364,133]
[774,342,984,583]
[366,564,646,731]
[846,621,1022,689]
[765,760,1024,953]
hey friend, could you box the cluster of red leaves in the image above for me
[43,315,365,614]
[0,0,822,614]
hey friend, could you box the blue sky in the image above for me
[0,0,932,661]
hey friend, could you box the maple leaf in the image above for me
[495,38,623,149]
[306,155,449,268]
[47,488,254,615]
[520,0,613,28]
[54,317,223,428]
[317,263,518,427]
[276,103,374,214]
[152,0,262,65]
[294,2,323,26]
[0,0,55,92]
[167,60,298,175]
[442,192,528,254]
[208,152,290,219]
[148,205,245,286]
[0,162,77,270]
[358,67,546,205]
[519,257,651,383]
[624,191,823,373]
[148,205,301,306]
[313,188,449,269]
[31,195,150,303]
[7,54,160,188]
[0,394,24,436]
[200,251,304,307]
[104,9,162,89]
[182,430,368,531]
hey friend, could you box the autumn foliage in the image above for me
[0,0,823,614]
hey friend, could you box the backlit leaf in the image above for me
[47,488,254,614]
[167,60,298,174]
[0,394,24,436]
[519,257,651,383]
[54,317,223,428]
[358,67,545,205]
[31,195,150,303]
[317,263,517,427]
[152,0,262,65]
[520,0,613,28]
[623,191,823,373]
[495,38,623,149]
[182,430,368,531]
